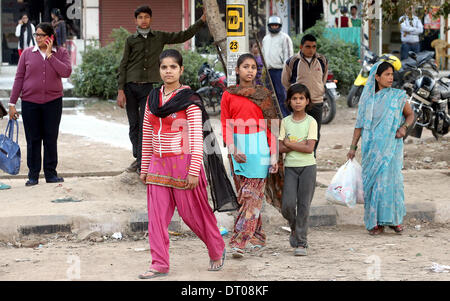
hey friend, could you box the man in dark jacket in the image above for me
[117,5,206,174]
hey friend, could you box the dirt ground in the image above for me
[0,223,449,281]
[0,97,449,281]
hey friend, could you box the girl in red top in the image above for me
[138,49,226,279]
[221,53,279,258]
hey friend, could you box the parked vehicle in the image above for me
[404,53,450,140]
[394,50,438,90]
[347,43,401,107]
[346,35,437,108]
[196,60,227,116]
[322,69,338,124]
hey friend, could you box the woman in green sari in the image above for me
[347,61,415,235]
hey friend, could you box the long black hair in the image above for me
[235,53,257,84]
[36,22,58,47]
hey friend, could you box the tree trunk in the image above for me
[202,0,228,69]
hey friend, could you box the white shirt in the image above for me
[32,45,57,59]
[262,32,294,69]
[399,15,423,44]
[15,23,36,50]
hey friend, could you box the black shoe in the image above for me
[126,160,139,172]
[25,179,39,186]
[46,177,64,183]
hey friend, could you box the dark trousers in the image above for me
[307,102,323,156]
[21,98,62,180]
[124,83,154,166]
[281,165,317,248]
[400,42,420,60]
[268,69,289,117]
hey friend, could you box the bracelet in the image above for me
[47,53,53,60]
[350,144,358,151]
[401,122,409,130]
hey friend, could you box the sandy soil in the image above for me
[0,223,449,281]
[0,97,449,281]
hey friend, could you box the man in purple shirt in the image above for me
[8,23,71,186]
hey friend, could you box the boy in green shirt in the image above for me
[279,84,317,256]
[350,5,361,27]
[116,5,206,173]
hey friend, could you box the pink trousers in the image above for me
[146,157,225,273]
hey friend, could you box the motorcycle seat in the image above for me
[440,88,450,99]
[438,79,450,99]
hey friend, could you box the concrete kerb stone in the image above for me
[0,202,437,241]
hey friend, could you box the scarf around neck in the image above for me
[226,85,281,120]
[147,86,239,212]
[137,27,151,38]
[19,22,34,49]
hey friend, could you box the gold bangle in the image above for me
[402,123,409,130]
[47,53,53,59]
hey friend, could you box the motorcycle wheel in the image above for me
[347,85,363,108]
[322,93,336,124]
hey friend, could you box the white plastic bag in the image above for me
[325,159,364,208]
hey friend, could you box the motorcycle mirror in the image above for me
[408,51,417,60]
[364,34,369,40]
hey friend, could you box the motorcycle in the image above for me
[196,60,227,116]
[404,52,450,140]
[394,50,438,89]
[347,35,437,107]
[322,69,338,124]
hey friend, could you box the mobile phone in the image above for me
[51,35,55,41]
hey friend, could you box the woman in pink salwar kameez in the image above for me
[138,49,226,279]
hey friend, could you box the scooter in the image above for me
[347,40,399,107]
[322,69,338,124]
[346,35,437,107]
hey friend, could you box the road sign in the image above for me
[226,0,248,86]
[226,5,245,36]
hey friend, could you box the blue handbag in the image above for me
[0,119,21,175]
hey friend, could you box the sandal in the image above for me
[0,183,11,190]
[231,247,245,258]
[389,225,403,233]
[368,225,384,235]
[208,248,226,271]
[249,244,266,254]
[138,269,168,279]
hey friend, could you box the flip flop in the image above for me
[0,183,11,190]
[249,244,266,254]
[138,269,168,279]
[231,247,244,258]
[208,248,226,271]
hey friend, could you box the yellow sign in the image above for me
[226,5,245,36]
[229,40,239,52]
